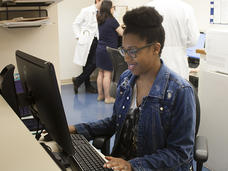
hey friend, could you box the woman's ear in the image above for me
[153,43,161,56]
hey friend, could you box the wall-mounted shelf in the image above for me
[0,1,51,7]
[0,0,56,7]
[0,16,49,28]
[0,8,48,20]
[0,0,57,28]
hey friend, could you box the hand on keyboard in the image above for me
[68,125,77,134]
[103,156,132,171]
[70,134,112,171]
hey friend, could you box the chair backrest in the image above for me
[106,47,128,98]
[0,64,44,132]
[106,47,128,83]
[188,81,200,137]
[0,64,21,116]
[194,88,200,136]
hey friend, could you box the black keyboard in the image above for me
[70,134,112,171]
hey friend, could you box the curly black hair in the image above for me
[123,6,165,56]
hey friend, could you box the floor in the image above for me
[61,84,113,126]
[61,83,210,171]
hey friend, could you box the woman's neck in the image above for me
[135,61,161,106]
[138,60,161,84]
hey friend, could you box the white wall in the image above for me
[0,5,60,82]
[114,0,150,9]
[183,0,211,32]
[57,0,92,81]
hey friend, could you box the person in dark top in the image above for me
[96,0,123,104]
[69,6,196,171]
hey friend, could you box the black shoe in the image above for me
[85,85,97,94]
[72,77,79,94]
[73,85,78,94]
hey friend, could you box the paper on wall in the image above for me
[213,0,228,24]
[114,5,128,25]
[206,25,228,74]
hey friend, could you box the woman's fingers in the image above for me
[103,157,131,171]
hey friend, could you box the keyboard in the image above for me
[70,134,112,171]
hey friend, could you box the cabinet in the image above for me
[0,0,60,28]
[198,61,228,170]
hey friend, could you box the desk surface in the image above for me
[0,96,60,171]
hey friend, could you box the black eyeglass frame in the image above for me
[118,43,155,58]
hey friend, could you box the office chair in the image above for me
[106,46,128,98]
[0,64,21,116]
[0,64,44,133]
[191,83,208,171]
[92,47,127,155]
[92,83,208,171]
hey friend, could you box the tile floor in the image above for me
[61,84,113,126]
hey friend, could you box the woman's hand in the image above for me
[103,156,132,171]
[68,125,77,134]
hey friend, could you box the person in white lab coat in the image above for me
[72,0,103,94]
[146,0,199,79]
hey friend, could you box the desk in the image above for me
[0,96,60,171]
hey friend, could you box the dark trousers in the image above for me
[75,37,98,88]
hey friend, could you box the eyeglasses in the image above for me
[118,43,154,58]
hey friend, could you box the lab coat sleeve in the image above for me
[72,8,86,39]
[186,7,200,47]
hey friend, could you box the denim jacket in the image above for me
[75,62,196,171]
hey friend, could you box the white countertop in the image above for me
[0,95,60,171]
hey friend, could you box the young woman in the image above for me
[96,0,123,104]
[69,6,196,170]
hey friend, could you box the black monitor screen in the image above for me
[16,50,73,155]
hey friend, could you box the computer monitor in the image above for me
[15,50,74,155]
[187,32,206,59]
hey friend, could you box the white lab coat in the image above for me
[146,0,199,79]
[72,4,99,66]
